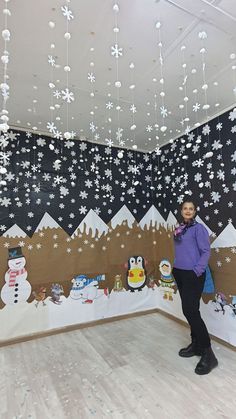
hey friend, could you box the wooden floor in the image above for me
[0,313,236,419]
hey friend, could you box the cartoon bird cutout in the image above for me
[126,256,146,292]
[158,259,175,301]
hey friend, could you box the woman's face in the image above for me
[181,202,196,222]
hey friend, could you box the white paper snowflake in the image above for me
[88,72,95,83]
[193,103,201,112]
[160,106,168,118]
[111,43,123,58]
[61,5,74,20]
[61,88,74,103]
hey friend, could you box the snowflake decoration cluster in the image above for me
[0,1,12,139]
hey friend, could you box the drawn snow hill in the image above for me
[71,209,109,239]
[3,224,27,238]
[139,205,166,230]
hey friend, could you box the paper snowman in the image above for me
[1,247,31,305]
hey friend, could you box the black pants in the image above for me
[172,268,211,349]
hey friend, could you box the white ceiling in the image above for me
[1,0,236,151]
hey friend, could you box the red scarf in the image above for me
[7,268,26,287]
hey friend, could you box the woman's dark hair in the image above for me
[181,199,197,210]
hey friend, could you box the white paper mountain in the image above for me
[35,212,61,232]
[3,224,27,238]
[110,205,135,229]
[211,222,236,248]
[72,209,109,238]
[166,211,177,229]
[139,205,165,230]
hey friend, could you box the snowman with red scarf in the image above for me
[1,247,31,305]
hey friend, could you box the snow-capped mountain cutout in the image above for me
[166,211,177,228]
[139,205,165,230]
[35,212,61,232]
[195,216,213,236]
[3,224,27,238]
[110,205,135,229]
[72,209,109,238]
[211,222,236,248]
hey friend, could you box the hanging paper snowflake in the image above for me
[111,44,123,58]
[88,72,95,83]
[160,106,168,118]
[53,90,61,99]
[106,101,113,109]
[47,122,57,133]
[130,104,137,113]
[48,55,56,66]
[61,5,74,20]
[61,88,74,103]
[193,103,200,112]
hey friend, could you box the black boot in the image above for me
[195,347,218,375]
[179,338,202,358]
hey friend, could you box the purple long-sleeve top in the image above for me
[173,222,210,276]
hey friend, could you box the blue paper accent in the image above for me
[203,265,215,294]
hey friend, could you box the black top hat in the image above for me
[8,247,24,260]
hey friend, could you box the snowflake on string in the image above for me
[111,44,123,58]
[202,124,210,135]
[146,125,153,132]
[54,131,62,140]
[192,158,204,168]
[130,104,137,113]
[185,126,191,135]
[0,197,11,207]
[88,73,95,83]
[193,103,200,112]
[116,128,123,141]
[212,140,222,150]
[105,139,114,147]
[89,122,96,133]
[106,102,113,110]
[231,125,236,133]
[48,55,55,66]
[229,109,236,121]
[47,122,57,133]
[217,169,225,181]
[53,90,61,99]
[53,160,61,171]
[216,122,222,131]
[0,136,9,148]
[155,147,161,155]
[0,151,10,165]
[211,191,221,203]
[54,176,64,185]
[61,5,74,20]
[231,151,236,162]
[160,106,168,118]
[61,88,74,103]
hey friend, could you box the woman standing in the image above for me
[172,199,218,375]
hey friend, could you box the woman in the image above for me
[172,199,218,375]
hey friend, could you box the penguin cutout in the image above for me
[126,256,147,292]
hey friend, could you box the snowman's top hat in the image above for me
[8,247,24,260]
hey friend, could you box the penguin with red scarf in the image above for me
[1,247,31,305]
